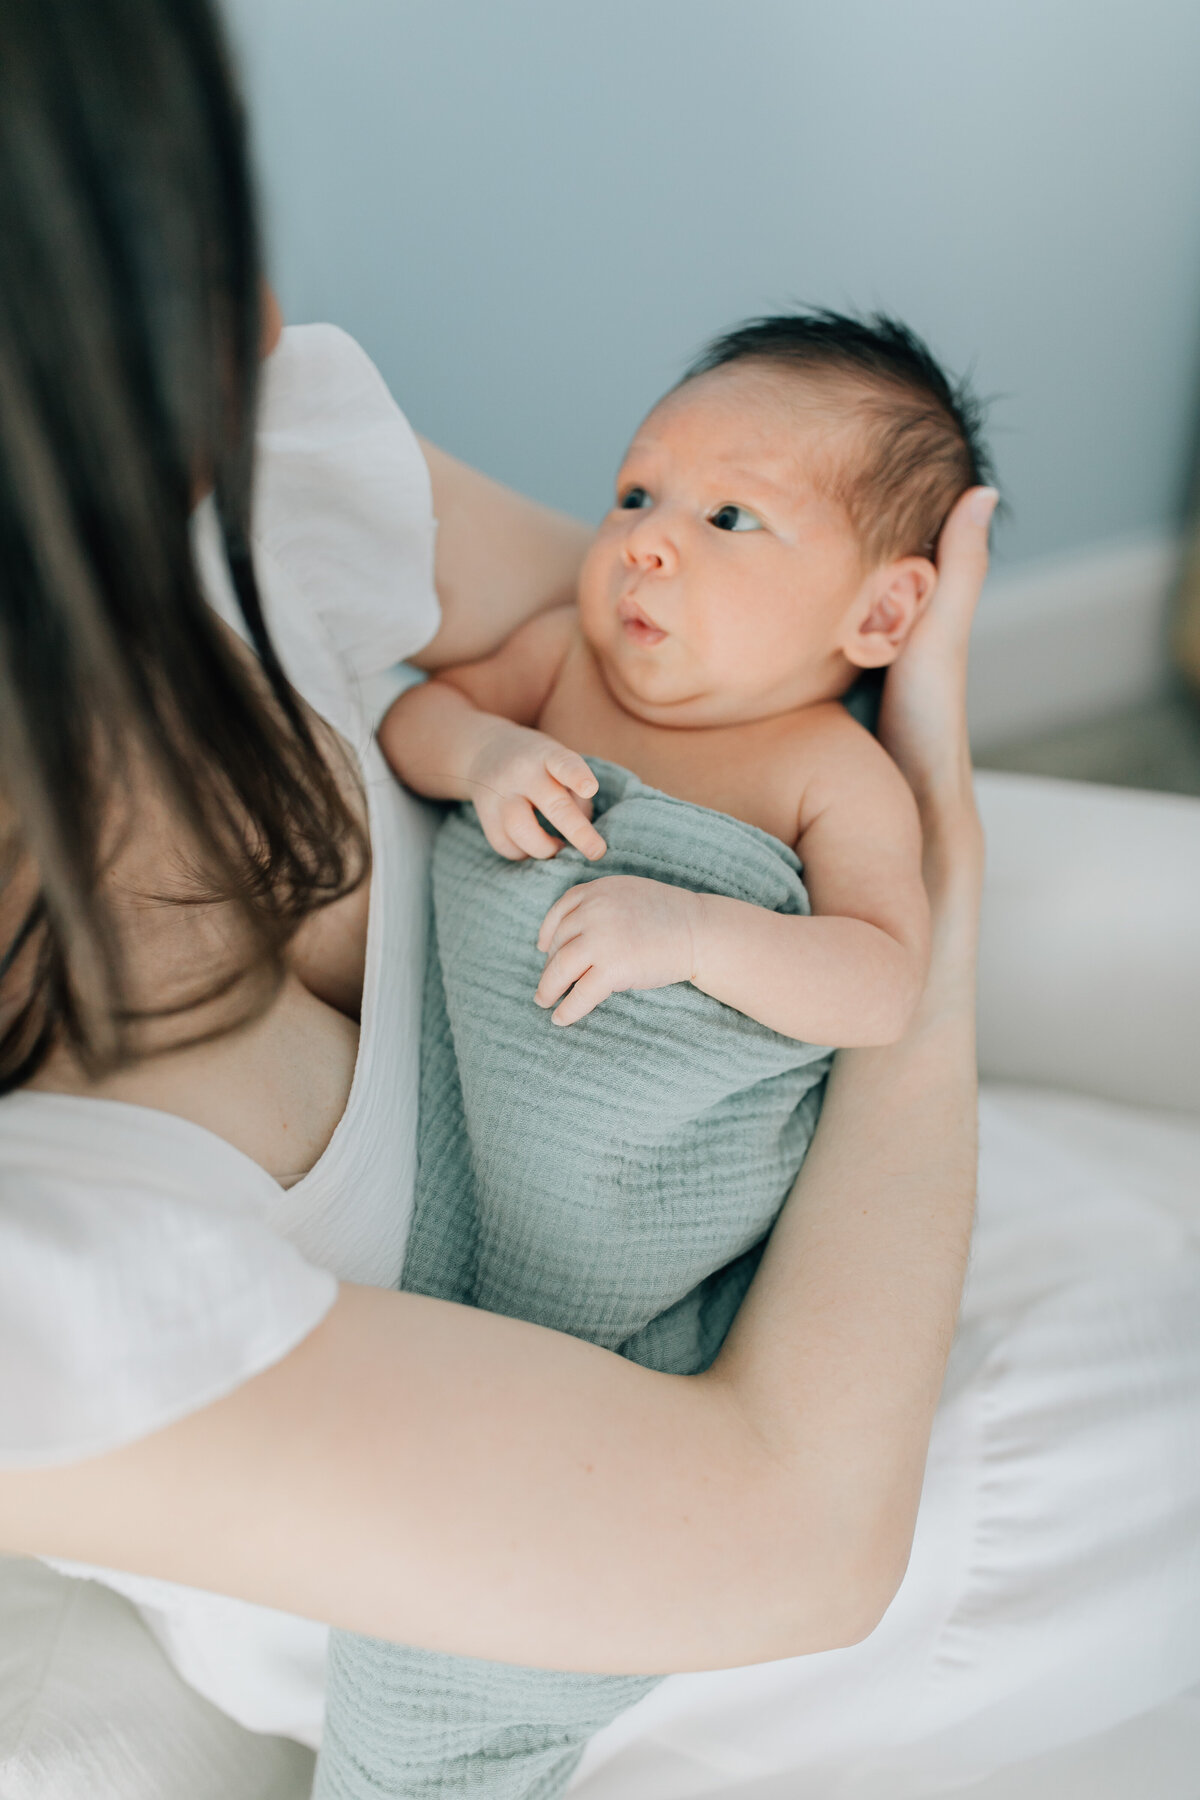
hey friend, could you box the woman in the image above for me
[1,3,1196,1797]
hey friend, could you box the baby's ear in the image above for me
[842,557,937,669]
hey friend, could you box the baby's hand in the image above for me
[466,722,606,862]
[535,876,701,1025]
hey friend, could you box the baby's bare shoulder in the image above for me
[782,703,915,829]
[778,701,893,775]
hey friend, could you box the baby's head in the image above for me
[578,310,993,728]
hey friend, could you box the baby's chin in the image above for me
[597,640,855,728]
[596,646,767,729]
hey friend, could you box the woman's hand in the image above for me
[877,486,996,923]
[878,486,996,809]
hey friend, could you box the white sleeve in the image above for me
[192,323,441,745]
[0,1135,337,1469]
[254,323,441,678]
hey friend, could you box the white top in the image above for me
[0,324,442,1744]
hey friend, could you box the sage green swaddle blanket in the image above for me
[315,759,832,1800]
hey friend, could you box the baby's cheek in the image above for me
[697,604,767,686]
[576,556,619,646]
[718,600,809,694]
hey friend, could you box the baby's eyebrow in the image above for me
[620,437,807,512]
[704,459,804,511]
[715,463,792,497]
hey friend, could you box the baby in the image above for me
[316,312,992,1800]
[379,311,990,1048]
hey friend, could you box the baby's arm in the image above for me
[536,712,930,1047]
[378,607,607,862]
[691,717,931,1044]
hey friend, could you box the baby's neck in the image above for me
[536,630,841,847]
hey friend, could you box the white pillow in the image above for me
[0,1556,313,1800]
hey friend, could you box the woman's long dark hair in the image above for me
[0,0,367,1091]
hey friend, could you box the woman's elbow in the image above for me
[833,1536,912,1647]
[727,1487,915,1664]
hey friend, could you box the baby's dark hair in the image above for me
[682,309,994,564]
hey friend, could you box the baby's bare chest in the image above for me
[538,650,815,846]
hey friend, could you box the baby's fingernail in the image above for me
[969,487,999,526]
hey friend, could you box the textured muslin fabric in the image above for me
[315,760,832,1799]
[319,1649,655,1800]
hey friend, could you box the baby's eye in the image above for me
[618,486,652,511]
[709,503,763,533]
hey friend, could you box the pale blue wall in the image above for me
[225,0,1200,569]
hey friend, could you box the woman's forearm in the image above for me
[0,817,979,1675]
[711,802,982,1603]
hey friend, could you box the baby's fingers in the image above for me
[537,779,607,861]
[502,801,564,861]
[537,884,587,953]
[545,746,599,803]
[550,967,612,1027]
[534,938,592,1011]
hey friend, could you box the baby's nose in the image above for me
[624,519,676,572]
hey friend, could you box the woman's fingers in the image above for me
[877,485,997,799]
[929,486,998,648]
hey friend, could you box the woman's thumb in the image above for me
[933,486,998,631]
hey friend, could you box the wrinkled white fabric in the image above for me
[569,1086,1200,1798]
[0,1555,315,1800]
[0,324,440,1743]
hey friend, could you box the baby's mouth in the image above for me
[617,595,667,647]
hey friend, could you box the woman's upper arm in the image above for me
[0,1282,881,1673]
[434,604,576,724]
[411,438,593,671]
